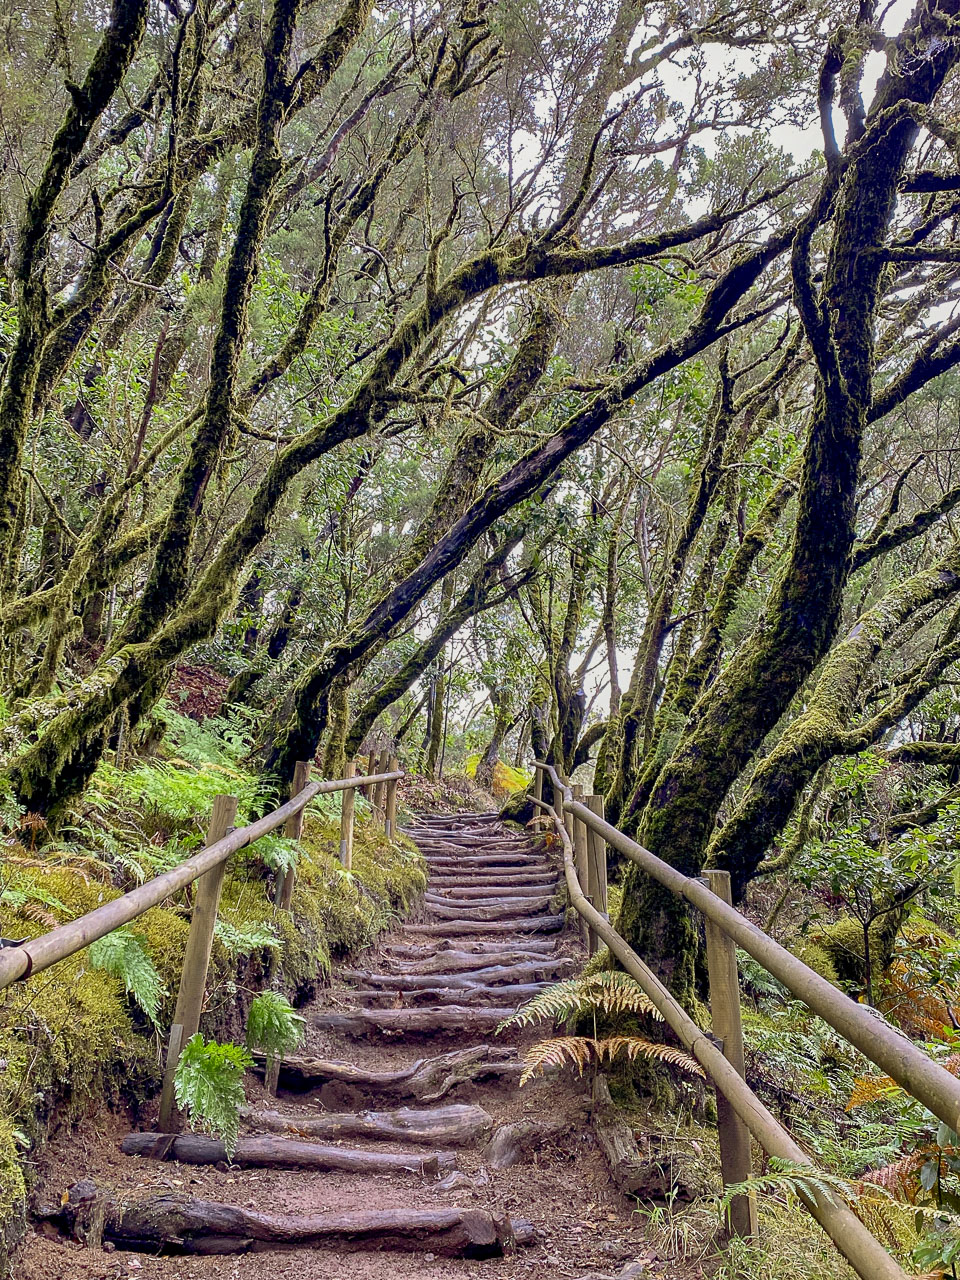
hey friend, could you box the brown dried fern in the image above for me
[519,1034,704,1085]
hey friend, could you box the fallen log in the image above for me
[43,1181,531,1257]
[245,1102,493,1147]
[403,915,564,936]
[254,1045,521,1103]
[120,1133,455,1177]
[311,1005,521,1036]
[343,959,575,989]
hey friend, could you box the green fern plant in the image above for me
[720,1157,856,1213]
[213,918,281,956]
[173,1034,252,1156]
[89,927,166,1025]
[498,971,703,1085]
[246,991,305,1058]
[251,833,299,876]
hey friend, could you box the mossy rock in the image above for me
[790,938,841,987]
[805,915,897,990]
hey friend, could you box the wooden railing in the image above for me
[0,757,403,1125]
[533,761,960,1280]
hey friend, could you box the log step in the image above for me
[426,873,558,889]
[344,958,575,988]
[253,1045,521,1103]
[348,982,547,1008]
[311,1006,521,1037]
[44,1184,533,1258]
[426,899,553,921]
[428,883,558,899]
[403,915,564,936]
[245,1102,493,1147]
[381,939,557,959]
[121,1132,457,1177]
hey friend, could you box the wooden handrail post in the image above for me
[159,794,238,1131]
[339,762,356,870]
[532,765,543,822]
[585,794,608,956]
[385,756,399,841]
[364,750,377,798]
[277,760,311,913]
[704,868,757,1240]
[374,748,390,815]
[570,784,589,946]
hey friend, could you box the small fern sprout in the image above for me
[246,991,306,1059]
[173,1034,252,1157]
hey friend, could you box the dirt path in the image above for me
[20,812,660,1280]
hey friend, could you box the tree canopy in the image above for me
[5,0,960,995]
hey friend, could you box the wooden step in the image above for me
[121,1132,457,1177]
[311,1005,521,1037]
[404,915,564,937]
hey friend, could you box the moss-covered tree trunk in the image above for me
[612,14,960,1002]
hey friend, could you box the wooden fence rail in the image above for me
[533,761,932,1280]
[0,762,403,1124]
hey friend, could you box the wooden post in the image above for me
[277,760,311,913]
[585,794,608,956]
[385,756,399,841]
[374,748,390,815]
[704,868,758,1240]
[532,764,543,824]
[339,762,356,871]
[570,784,589,946]
[159,794,238,1130]
[364,749,377,798]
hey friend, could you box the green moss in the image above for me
[807,916,894,989]
[790,938,841,987]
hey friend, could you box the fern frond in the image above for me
[721,1157,854,1213]
[498,971,661,1032]
[519,1036,595,1084]
[89,927,166,1025]
[246,991,305,1058]
[518,1034,705,1084]
[599,1035,704,1078]
[848,1054,960,1111]
[174,1034,252,1157]
[214,918,280,957]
